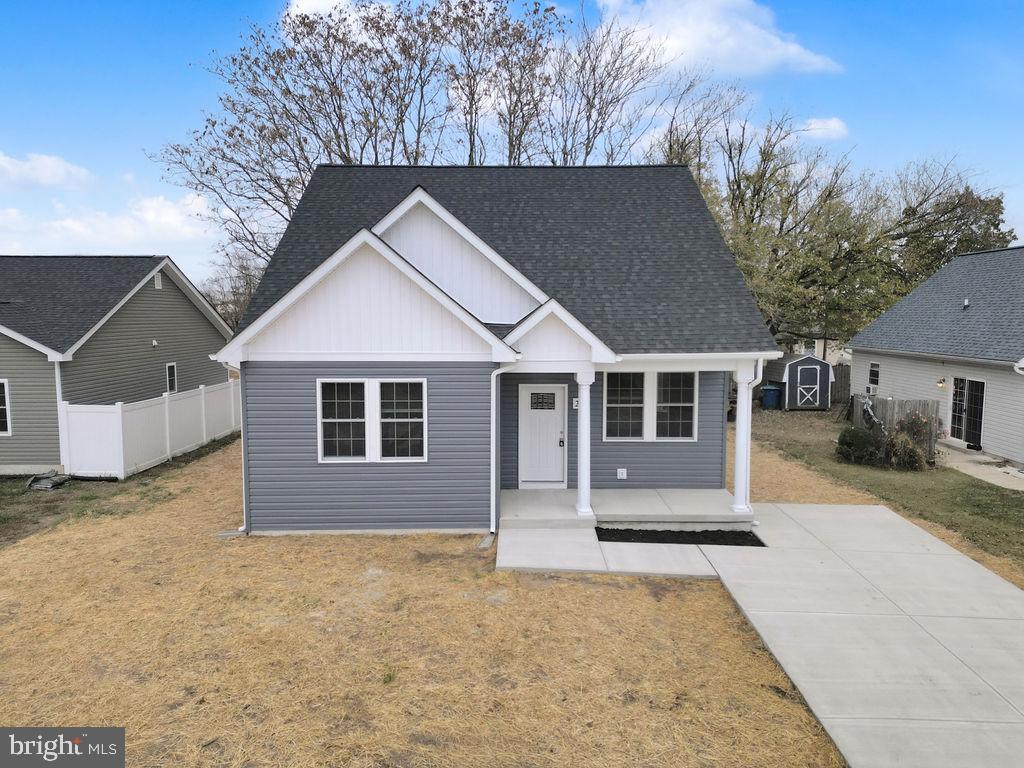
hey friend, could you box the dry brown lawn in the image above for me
[0,441,844,768]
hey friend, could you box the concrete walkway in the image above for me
[942,444,1024,491]
[707,503,1024,768]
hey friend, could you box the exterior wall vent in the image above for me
[154,273,163,290]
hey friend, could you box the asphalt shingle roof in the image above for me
[239,165,776,354]
[849,246,1024,363]
[0,255,164,352]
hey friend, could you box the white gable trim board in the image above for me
[504,301,616,364]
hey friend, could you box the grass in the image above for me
[0,440,844,768]
[752,408,1024,567]
[0,433,239,547]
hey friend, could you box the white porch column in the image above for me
[731,362,756,515]
[575,369,596,518]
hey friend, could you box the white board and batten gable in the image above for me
[504,302,617,369]
[217,231,516,365]
[372,189,545,325]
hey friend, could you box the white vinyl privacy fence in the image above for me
[58,380,241,479]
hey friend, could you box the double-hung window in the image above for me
[318,379,426,462]
[0,379,10,436]
[604,371,699,442]
[656,372,696,439]
[868,362,880,388]
[166,362,177,394]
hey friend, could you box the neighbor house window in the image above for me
[868,362,880,388]
[604,372,644,439]
[0,379,10,436]
[380,381,425,459]
[318,379,427,463]
[656,372,696,439]
[166,363,177,394]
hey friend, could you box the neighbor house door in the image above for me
[796,365,820,407]
[517,384,567,488]
[950,377,985,447]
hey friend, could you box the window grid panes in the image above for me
[656,372,695,439]
[869,363,880,386]
[380,382,424,458]
[166,364,177,393]
[605,372,644,438]
[0,382,8,433]
[320,381,366,458]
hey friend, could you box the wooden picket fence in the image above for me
[831,363,850,405]
[852,396,942,462]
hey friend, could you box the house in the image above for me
[0,256,233,475]
[215,166,780,534]
[762,352,835,410]
[848,246,1024,464]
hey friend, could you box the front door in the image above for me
[518,384,567,488]
[950,377,985,448]
[796,365,820,407]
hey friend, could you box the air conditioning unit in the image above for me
[865,384,877,395]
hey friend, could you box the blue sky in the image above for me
[1,0,1021,282]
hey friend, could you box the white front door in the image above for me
[518,384,567,488]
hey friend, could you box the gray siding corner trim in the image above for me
[0,333,60,470]
[242,361,494,531]
[500,371,728,490]
[61,268,229,405]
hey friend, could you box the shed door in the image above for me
[518,385,567,487]
[796,365,820,407]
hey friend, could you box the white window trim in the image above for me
[602,371,699,442]
[165,362,178,394]
[868,361,880,387]
[0,379,11,437]
[316,378,428,464]
[653,371,699,442]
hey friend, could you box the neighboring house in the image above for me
[762,353,835,410]
[0,256,233,475]
[216,166,780,534]
[849,246,1024,464]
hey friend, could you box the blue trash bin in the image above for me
[761,384,782,410]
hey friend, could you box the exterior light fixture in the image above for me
[937,377,946,389]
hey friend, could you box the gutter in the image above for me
[850,346,1018,369]
[489,361,520,533]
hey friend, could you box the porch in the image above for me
[499,488,751,531]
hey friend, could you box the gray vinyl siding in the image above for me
[243,361,494,531]
[500,371,728,489]
[0,334,60,470]
[61,269,229,405]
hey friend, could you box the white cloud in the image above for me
[803,116,849,140]
[598,0,840,77]
[285,0,349,16]
[0,151,90,189]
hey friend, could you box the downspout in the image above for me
[490,360,520,533]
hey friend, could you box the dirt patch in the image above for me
[597,527,765,546]
[0,441,843,768]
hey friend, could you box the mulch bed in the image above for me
[596,527,765,546]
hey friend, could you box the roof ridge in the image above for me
[0,254,165,258]
[314,163,691,170]
[954,245,1024,258]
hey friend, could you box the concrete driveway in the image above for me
[707,503,1024,768]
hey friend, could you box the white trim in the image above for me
[602,371,644,442]
[601,370,698,442]
[216,229,516,365]
[489,362,518,532]
[504,300,617,363]
[246,351,493,362]
[371,186,549,304]
[868,361,881,389]
[54,363,69,468]
[617,351,783,361]
[165,362,178,394]
[0,379,11,437]
[517,383,568,489]
[316,377,429,464]
[0,324,63,361]
[850,345,1018,369]
[653,370,699,442]
[794,365,820,408]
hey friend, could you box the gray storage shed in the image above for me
[764,353,834,410]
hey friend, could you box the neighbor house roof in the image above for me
[238,165,777,355]
[849,246,1024,363]
[0,255,230,356]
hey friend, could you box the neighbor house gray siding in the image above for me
[242,361,494,531]
[61,269,229,405]
[500,371,728,489]
[0,334,60,471]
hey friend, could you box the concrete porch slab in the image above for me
[495,528,606,572]
[499,489,593,529]
[598,541,716,578]
[590,488,671,518]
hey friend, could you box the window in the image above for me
[0,379,10,436]
[320,381,367,459]
[531,392,556,410]
[380,381,425,459]
[868,362,880,387]
[165,363,177,394]
[605,372,644,439]
[656,372,695,439]
[317,379,427,463]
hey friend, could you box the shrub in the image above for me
[896,411,933,445]
[836,426,883,465]
[885,431,926,471]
